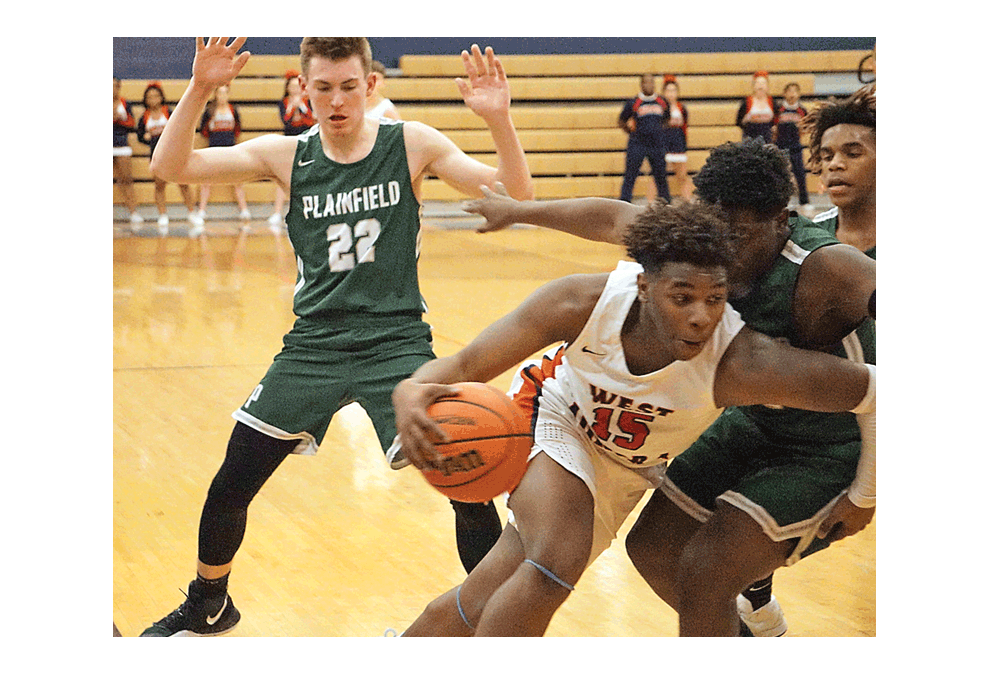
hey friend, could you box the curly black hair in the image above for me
[623,200,735,276]
[692,138,794,219]
[803,84,876,174]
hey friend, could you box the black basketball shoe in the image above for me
[140,583,240,637]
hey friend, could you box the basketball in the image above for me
[418,382,532,503]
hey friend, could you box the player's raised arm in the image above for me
[151,37,277,186]
[412,45,532,201]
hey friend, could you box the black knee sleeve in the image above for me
[198,423,297,566]
[450,500,502,574]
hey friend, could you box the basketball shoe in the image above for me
[140,582,240,637]
[737,594,787,637]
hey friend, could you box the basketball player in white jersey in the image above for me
[391,200,876,636]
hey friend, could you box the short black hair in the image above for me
[623,200,735,276]
[804,84,876,174]
[692,138,794,219]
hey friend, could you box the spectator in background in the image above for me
[136,82,201,236]
[268,70,316,232]
[114,76,142,226]
[736,71,775,143]
[197,84,251,232]
[661,75,692,201]
[774,82,811,214]
[619,73,670,204]
[367,60,401,120]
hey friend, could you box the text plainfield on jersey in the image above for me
[512,261,746,470]
[285,119,425,321]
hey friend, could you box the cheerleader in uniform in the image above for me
[136,82,200,235]
[113,76,142,225]
[736,71,776,143]
[661,76,692,201]
[268,71,317,231]
[197,85,251,229]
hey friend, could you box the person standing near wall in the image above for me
[367,60,401,121]
[736,71,776,143]
[661,75,691,201]
[196,84,252,233]
[619,73,670,203]
[136,82,201,235]
[114,76,142,226]
[268,70,316,232]
[774,82,811,215]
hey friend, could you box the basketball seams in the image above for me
[431,397,515,428]
[420,381,531,501]
[439,434,532,444]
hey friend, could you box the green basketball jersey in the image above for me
[733,213,876,443]
[811,206,877,260]
[285,120,425,320]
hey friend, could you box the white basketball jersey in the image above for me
[521,261,744,469]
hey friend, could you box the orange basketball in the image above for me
[419,382,532,503]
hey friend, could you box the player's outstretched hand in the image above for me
[392,379,460,471]
[455,44,510,121]
[463,183,521,233]
[192,37,251,89]
[817,493,875,543]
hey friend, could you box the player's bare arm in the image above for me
[464,184,643,242]
[403,45,532,202]
[712,326,874,412]
[393,274,605,469]
[151,37,292,187]
[791,243,876,349]
[714,328,877,526]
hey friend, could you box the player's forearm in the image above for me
[408,356,469,387]
[848,410,876,508]
[509,197,636,245]
[486,112,534,201]
[789,360,875,414]
[149,79,214,182]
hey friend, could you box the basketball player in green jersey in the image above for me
[732,83,876,636]
[140,37,533,637]
[462,137,875,636]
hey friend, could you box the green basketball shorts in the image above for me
[232,314,435,456]
[659,407,860,564]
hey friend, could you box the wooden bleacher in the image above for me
[114,50,869,208]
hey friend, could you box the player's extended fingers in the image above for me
[405,423,444,468]
[461,49,478,81]
[484,46,498,78]
[228,37,248,52]
[231,50,252,77]
[493,53,507,83]
[470,44,488,79]
[454,77,471,101]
